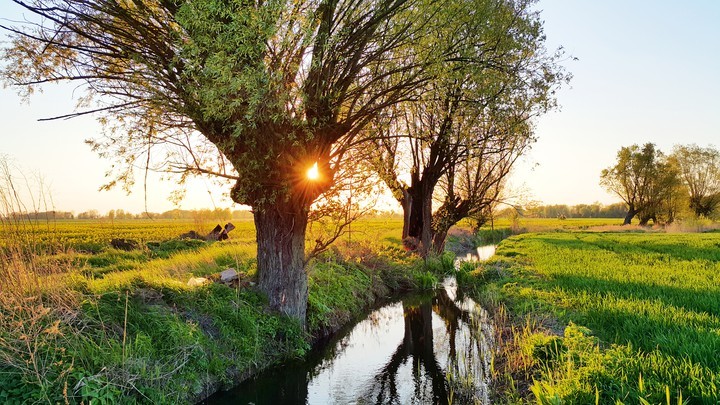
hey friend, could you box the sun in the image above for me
[307,162,320,181]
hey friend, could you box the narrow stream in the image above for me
[457,245,497,264]
[208,248,496,405]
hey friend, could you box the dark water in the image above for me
[208,277,494,405]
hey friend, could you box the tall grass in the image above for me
[0,158,82,403]
[0,162,426,403]
[470,232,720,403]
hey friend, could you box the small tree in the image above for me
[636,159,684,225]
[429,111,534,253]
[600,143,682,225]
[370,0,568,256]
[669,144,720,218]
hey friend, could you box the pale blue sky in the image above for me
[1,1,719,213]
[513,0,720,205]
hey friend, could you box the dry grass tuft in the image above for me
[0,157,80,403]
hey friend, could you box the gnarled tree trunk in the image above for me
[405,187,426,241]
[638,213,657,226]
[400,189,436,257]
[623,205,638,225]
[419,193,434,257]
[254,204,309,325]
[430,198,470,255]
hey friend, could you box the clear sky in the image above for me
[512,0,720,206]
[1,1,719,214]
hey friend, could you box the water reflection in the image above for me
[208,279,493,405]
[476,245,496,261]
[457,245,496,264]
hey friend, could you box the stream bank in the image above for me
[208,277,494,404]
[205,238,499,404]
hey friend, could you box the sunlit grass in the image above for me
[460,217,626,232]
[476,232,720,403]
[0,218,256,254]
[0,215,425,403]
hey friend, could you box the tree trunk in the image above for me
[431,229,449,255]
[623,207,637,225]
[254,205,309,326]
[406,187,425,240]
[400,172,443,257]
[638,213,654,226]
[419,193,434,257]
[430,198,470,255]
[400,190,412,240]
[401,186,430,254]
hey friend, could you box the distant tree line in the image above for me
[104,208,252,221]
[4,208,254,221]
[521,203,628,219]
[601,143,720,225]
[149,209,252,221]
[2,211,75,220]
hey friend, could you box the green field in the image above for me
[487,217,627,231]
[0,216,619,256]
[0,217,404,253]
[4,216,720,403]
[472,232,720,403]
[0,219,255,254]
[0,217,429,403]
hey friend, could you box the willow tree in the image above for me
[669,144,720,218]
[1,0,461,325]
[430,109,533,252]
[371,0,567,255]
[601,143,682,225]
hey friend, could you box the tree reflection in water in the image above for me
[360,283,491,404]
[207,278,492,405]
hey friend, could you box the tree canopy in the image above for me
[2,0,567,323]
[369,0,568,255]
[669,144,720,218]
[600,143,697,225]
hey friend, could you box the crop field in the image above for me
[0,216,620,257]
[0,217,404,254]
[0,219,254,254]
[489,217,626,231]
[0,216,421,403]
[480,232,720,403]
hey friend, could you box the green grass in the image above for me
[0,219,256,254]
[473,217,626,232]
[468,232,720,403]
[0,218,436,404]
[451,217,630,249]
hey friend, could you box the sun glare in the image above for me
[307,162,320,180]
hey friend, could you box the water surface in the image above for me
[209,278,494,404]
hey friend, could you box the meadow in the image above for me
[0,216,431,403]
[0,219,254,255]
[5,214,720,403]
[469,231,720,404]
[0,217,405,253]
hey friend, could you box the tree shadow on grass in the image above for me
[552,274,720,316]
[531,233,720,263]
[536,273,720,371]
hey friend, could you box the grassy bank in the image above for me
[464,232,720,404]
[0,218,450,404]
